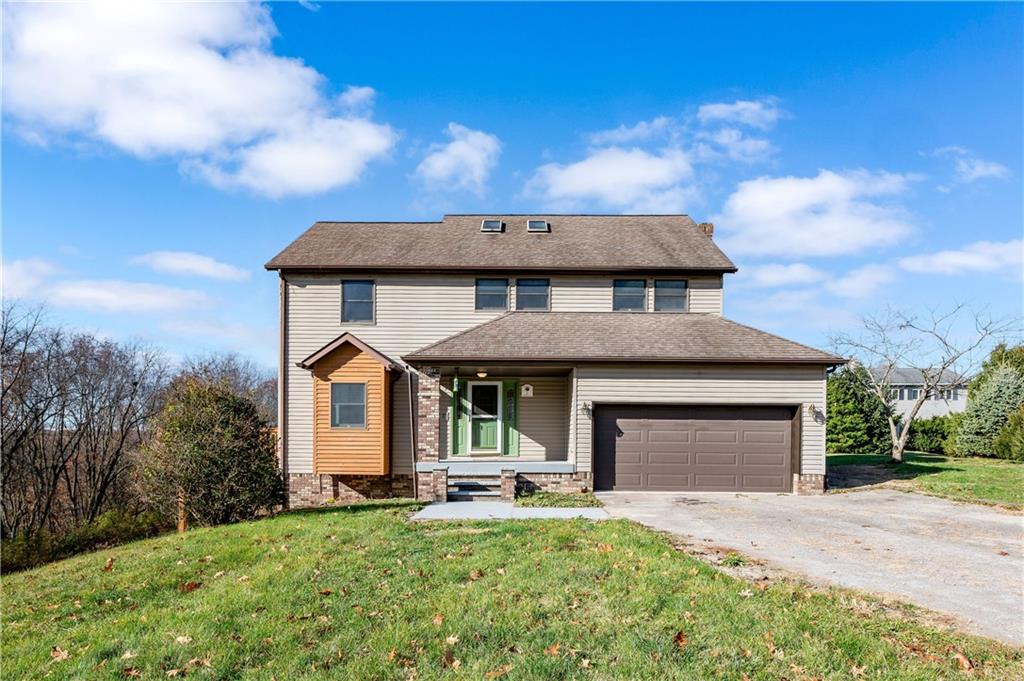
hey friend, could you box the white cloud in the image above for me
[160,318,271,345]
[824,264,895,299]
[1,258,60,299]
[932,146,1010,190]
[3,2,395,197]
[525,147,695,212]
[133,251,249,281]
[48,280,213,313]
[695,127,774,163]
[697,98,785,130]
[336,85,376,111]
[415,123,502,195]
[714,169,917,257]
[587,116,674,146]
[899,239,1023,276]
[739,263,828,288]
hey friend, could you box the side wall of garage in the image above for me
[572,364,827,476]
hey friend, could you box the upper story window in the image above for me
[475,278,508,310]
[516,279,550,310]
[341,280,374,323]
[654,280,688,312]
[613,279,646,311]
[480,219,504,232]
[330,382,366,428]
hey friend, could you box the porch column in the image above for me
[415,367,441,501]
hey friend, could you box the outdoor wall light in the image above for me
[476,369,488,378]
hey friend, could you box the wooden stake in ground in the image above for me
[177,486,187,534]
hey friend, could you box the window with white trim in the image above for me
[330,383,366,428]
[613,279,646,311]
[516,278,550,310]
[341,280,374,323]
[654,279,688,311]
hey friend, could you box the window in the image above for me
[527,219,549,232]
[897,388,905,400]
[480,219,504,232]
[516,278,550,310]
[654,280,687,311]
[330,383,366,428]
[475,278,508,310]
[341,280,374,323]
[908,388,919,400]
[613,279,646,311]
[952,389,959,401]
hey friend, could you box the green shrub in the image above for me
[1,510,166,572]
[907,415,956,454]
[956,365,1024,457]
[941,412,964,456]
[826,365,893,455]
[144,378,285,526]
[993,407,1024,461]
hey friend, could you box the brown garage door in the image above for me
[593,405,795,492]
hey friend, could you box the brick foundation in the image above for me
[500,469,516,501]
[516,471,593,494]
[288,473,416,508]
[793,473,826,495]
[415,368,441,464]
[416,467,448,502]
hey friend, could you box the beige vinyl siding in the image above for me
[688,276,723,315]
[573,364,826,475]
[518,378,569,460]
[550,277,613,311]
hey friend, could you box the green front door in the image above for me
[469,383,500,451]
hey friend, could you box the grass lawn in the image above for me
[828,452,1024,508]
[3,503,1021,680]
[515,491,603,508]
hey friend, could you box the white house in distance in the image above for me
[873,368,969,420]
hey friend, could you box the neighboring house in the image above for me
[265,215,845,506]
[871,367,969,420]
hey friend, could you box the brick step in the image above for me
[447,478,502,489]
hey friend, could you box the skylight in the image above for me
[527,219,549,232]
[480,219,504,232]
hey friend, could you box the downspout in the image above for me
[407,365,417,498]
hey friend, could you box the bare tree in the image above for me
[1,304,169,538]
[832,305,1016,461]
[181,353,276,424]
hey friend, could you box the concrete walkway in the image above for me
[412,501,609,521]
[598,489,1024,646]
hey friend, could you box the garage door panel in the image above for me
[647,451,691,465]
[743,430,786,444]
[594,405,794,493]
[694,451,738,465]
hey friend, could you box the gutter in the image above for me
[402,356,848,367]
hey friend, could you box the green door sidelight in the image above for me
[469,382,500,452]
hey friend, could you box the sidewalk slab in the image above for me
[411,501,609,521]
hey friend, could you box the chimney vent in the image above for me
[697,222,714,238]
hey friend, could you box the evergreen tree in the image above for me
[826,365,893,455]
[956,365,1024,457]
[970,343,1024,395]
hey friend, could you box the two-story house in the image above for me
[871,367,969,421]
[266,215,845,506]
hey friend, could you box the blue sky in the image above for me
[3,2,1021,368]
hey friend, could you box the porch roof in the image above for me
[403,312,845,366]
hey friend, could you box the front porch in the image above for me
[413,366,589,501]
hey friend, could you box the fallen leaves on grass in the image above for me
[544,643,561,657]
[673,631,688,649]
[432,614,444,627]
[319,588,333,596]
[468,569,483,581]
[103,557,115,572]
[445,635,460,646]
[121,651,136,660]
[485,663,512,678]
[178,581,201,593]
[50,646,70,662]
[595,543,613,553]
[175,636,192,645]
[440,650,461,669]
[123,667,141,677]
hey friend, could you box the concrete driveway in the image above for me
[598,489,1024,646]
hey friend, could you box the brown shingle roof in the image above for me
[403,312,845,365]
[265,215,736,272]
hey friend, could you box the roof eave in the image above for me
[402,355,847,367]
[267,264,738,274]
